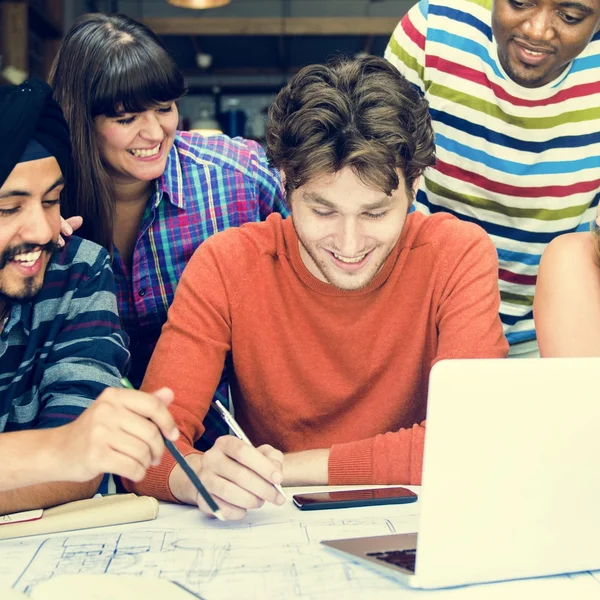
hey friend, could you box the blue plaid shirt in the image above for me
[111,132,288,448]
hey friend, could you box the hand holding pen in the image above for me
[198,433,287,520]
[212,400,287,500]
[162,398,287,521]
[120,379,224,521]
[120,379,284,521]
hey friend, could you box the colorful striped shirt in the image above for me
[385,0,600,354]
[0,236,129,433]
[111,131,288,447]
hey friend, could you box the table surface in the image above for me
[1,485,600,600]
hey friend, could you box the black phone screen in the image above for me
[293,487,418,510]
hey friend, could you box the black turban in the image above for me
[0,78,71,188]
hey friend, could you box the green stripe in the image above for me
[387,36,425,84]
[464,0,492,10]
[426,178,592,220]
[429,83,600,128]
[501,291,533,306]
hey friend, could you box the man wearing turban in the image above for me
[0,80,179,515]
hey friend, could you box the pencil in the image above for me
[212,399,288,500]
[120,378,224,521]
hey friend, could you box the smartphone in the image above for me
[292,487,418,511]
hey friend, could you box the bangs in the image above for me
[90,43,186,118]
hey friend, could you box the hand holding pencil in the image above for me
[120,379,224,521]
[120,379,286,521]
[57,385,180,485]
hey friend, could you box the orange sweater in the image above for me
[128,212,508,501]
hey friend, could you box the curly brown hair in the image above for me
[266,55,435,198]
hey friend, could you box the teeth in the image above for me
[128,144,160,158]
[333,252,367,264]
[12,250,42,267]
[523,48,544,56]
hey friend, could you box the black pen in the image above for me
[120,378,224,521]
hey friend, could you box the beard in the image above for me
[297,235,392,291]
[0,240,59,302]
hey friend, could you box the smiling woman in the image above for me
[48,14,288,443]
[50,14,186,251]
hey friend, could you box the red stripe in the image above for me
[499,269,537,286]
[436,158,600,198]
[402,14,426,51]
[427,56,600,107]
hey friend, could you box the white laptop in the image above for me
[322,358,600,589]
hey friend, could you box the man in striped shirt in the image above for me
[0,80,178,515]
[386,0,600,355]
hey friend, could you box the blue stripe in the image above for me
[501,311,532,326]
[416,190,577,243]
[429,5,492,41]
[428,30,503,79]
[576,219,593,232]
[497,248,541,266]
[506,329,536,345]
[569,53,600,75]
[436,133,600,175]
[431,109,600,152]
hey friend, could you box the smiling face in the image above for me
[290,167,413,291]
[492,0,600,87]
[94,102,179,185]
[0,157,62,304]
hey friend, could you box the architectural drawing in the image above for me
[2,503,599,599]
[4,515,416,600]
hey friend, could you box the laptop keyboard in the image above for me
[367,549,417,573]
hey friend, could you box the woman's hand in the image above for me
[58,216,83,247]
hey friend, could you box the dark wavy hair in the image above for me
[266,55,436,199]
[49,13,186,250]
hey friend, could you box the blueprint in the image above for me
[1,496,600,600]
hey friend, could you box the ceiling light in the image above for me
[167,0,230,8]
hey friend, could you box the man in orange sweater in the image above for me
[128,56,508,519]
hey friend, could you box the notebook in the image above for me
[0,493,158,540]
[323,358,600,588]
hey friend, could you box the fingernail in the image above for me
[170,428,180,441]
[58,237,65,248]
[65,224,73,235]
[276,494,286,505]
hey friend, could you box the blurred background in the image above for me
[0,0,413,143]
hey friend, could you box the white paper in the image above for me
[0,488,599,599]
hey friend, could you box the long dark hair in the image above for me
[49,13,186,250]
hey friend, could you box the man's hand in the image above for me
[170,436,286,521]
[58,215,83,247]
[53,387,179,483]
